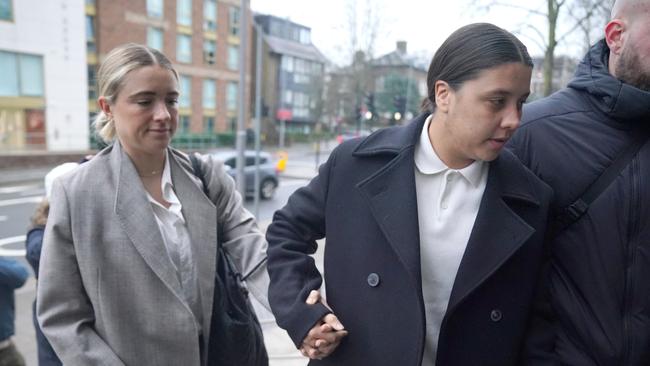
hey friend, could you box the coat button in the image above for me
[490,309,502,322]
[367,273,380,287]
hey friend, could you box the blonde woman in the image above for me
[37,44,269,366]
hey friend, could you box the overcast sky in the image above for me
[250,0,597,66]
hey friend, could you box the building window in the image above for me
[146,0,163,19]
[179,75,191,108]
[203,79,216,109]
[203,0,217,32]
[86,15,96,53]
[0,0,12,21]
[177,34,192,63]
[300,29,311,44]
[204,116,215,133]
[203,40,216,64]
[179,115,191,133]
[281,56,294,72]
[226,82,238,112]
[88,65,97,100]
[227,45,239,70]
[228,6,240,36]
[147,27,164,51]
[0,51,44,97]
[283,90,292,104]
[177,0,192,27]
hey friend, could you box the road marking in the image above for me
[0,196,42,207]
[0,215,7,222]
[0,235,26,257]
[0,184,41,194]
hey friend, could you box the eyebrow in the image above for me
[128,91,179,99]
[485,89,530,98]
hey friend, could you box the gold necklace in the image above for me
[138,169,160,178]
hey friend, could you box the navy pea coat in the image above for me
[266,113,553,365]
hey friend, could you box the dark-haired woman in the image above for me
[266,23,553,366]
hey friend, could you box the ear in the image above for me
[605,19,625,55]
[97,96,112,117]
[434,80,452,113]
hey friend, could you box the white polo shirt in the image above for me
[415,116,488,365]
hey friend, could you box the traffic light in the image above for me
[393,95,407,115]
[364,93,376,117]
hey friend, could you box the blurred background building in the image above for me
[0,0,88,151]
[86,0,252,148]
[252,14,327,144]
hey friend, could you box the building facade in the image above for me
[326,41,428,131]
[530,55,578,100]
[87,0,252,147]
[0,0,89,151]
[253,14,327,141]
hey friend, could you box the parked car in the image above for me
[336,129,372,144]
[209,150,279,199]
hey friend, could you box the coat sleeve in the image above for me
[0,258,29,289]
[264,149,337,347]
[25,226,45,278]
[199,154,270,311]
[37,179,126,366]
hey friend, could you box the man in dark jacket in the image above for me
[508,0,650,364]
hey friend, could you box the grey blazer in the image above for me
[37,141,269,366]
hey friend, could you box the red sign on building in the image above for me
[276,108,293,121]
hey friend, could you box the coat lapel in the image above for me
[169,152,217,341]
[355,115,428,286]
[113,142,185,300]
[446,152,538,313]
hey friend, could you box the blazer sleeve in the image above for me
[37,179,126,366]
[198,154,270,311]
[264,149,337,347]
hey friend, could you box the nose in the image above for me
[501,104,521,130]
[153,100,171,121]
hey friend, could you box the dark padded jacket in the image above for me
[508,40,650,365]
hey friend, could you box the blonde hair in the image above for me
[92,43,179,143]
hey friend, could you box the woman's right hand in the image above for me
[300,290,348,359]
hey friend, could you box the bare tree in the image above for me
[474,0,614,96]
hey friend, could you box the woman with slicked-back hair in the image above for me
[36,43,269,366]
[266,23,553,365]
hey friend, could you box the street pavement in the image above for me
[2,139,337,366]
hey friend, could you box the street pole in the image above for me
[234,0,248,198]
[253,21,262,218]
[279,119,285,149]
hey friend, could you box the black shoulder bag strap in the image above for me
[188,153,267,281]
[554,132,647,234]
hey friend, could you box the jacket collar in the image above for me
[569,39,650,123]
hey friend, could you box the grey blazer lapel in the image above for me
[169,152,217,340]
[112,142,184,299]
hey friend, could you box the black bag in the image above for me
[189,154,269,366]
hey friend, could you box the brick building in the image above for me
[86,0,253,145]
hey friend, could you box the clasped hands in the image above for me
[300,290,349,360]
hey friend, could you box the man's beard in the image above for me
[616,45,650,92]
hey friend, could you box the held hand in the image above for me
[300,290,348,359]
